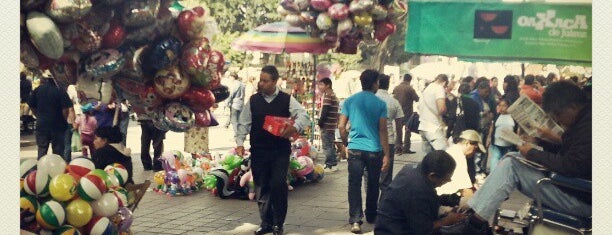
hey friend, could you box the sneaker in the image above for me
[350,223,361,233]
[324,165,338,173]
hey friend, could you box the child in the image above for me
[92,126,133,185]
[74,103,97,157]
[486,98,517,173]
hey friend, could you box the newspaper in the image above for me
[499,128,544,151]
[507,95,564,141]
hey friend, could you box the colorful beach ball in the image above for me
[23,170,50,197]
[37,154,67,178]
[68,157,95,179]
[53,225,82,235]
[89,169,113,188]
[90,192,119,217]
[109,187,129,207]
[20,195,39,223]
[65,198,93,228]
[77,174,107,201]
[20,158,38,178]
[85,216,116,235]
[50,174,77,201]
[104,164,128,186]
[36,200,65,230]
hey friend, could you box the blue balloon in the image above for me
[144,36,182,73]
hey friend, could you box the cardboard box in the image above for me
[263,115,294,137]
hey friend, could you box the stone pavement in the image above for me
[20,108,531,235]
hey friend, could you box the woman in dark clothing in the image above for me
[92,126,134,185]
[502,75,520,105]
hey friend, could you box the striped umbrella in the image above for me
[231,22,331,54]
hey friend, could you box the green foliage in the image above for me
[199,0,281,33]
[210,31,245,66]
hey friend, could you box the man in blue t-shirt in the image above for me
[338,69,390,233]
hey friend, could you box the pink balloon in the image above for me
[311,0,333,11]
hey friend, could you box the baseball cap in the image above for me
[459,130,486,153]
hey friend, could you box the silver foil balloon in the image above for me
[46,0,92,23]
[123,0,160,28]
[85,49,126,79]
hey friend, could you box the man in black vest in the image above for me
[235,65,310,235]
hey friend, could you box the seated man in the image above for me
[438,130,486,197]
[92,126,134,185]
[375,150,467,235]
[463,81,591,234]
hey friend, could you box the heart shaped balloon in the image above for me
[154,66,191,99]
[102,22,126,49]
[311,0,333,11]
[211,85,230,103]
[194,110,212,127]
[84,49,126,79]
[45,0,92,23]
[143,36,182,72]
[177,7,207,41]
[180,38,213,87]
[139,85,164,108]
[180,87,215,112]
[374,21,396,42]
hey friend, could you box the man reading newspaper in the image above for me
[456,81,591,235]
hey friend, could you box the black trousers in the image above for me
[36,129,66,160]
[250,148,291,228]
[139,120,166,169]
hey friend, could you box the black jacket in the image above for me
[93,144,134,185]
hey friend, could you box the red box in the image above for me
[263,115,294,137]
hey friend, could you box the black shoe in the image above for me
[143,165,152,171]
[366,215,377,224]
[404,150,417,154]
[254,226,273,235]
[272,225,283,235]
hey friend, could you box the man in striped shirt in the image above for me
[317,78,340,172]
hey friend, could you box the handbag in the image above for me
[406,112,420,134]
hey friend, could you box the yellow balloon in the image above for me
[49,174,77,202]
[65,198,93,228]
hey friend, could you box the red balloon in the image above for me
[177,7,207,41]
[50,59,78,85]
[181,87,215,112]
[139,85,164,108]
[374,21,396,42]
[102,22,126,49]
[194,110,211,127]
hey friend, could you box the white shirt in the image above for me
[418,82,446,132]
[437,144,473,195]
[494,114,515,147]
[376,89,405,143]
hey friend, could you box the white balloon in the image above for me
[90,193,119,217]
[37,154,67,178]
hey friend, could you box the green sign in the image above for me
[405,0,592,64]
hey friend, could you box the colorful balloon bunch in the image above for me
[289,138,325,185]
[152,150,210,196]
[207,150,255,200]
[21,0,228,132]
[20,155,135,234]
[278,0,408,54]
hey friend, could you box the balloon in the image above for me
[118,45,150,83]
[68,157,95,179]
[161,102,195,132]
[89,169,113,188]
[76,75,114,104]
[349,0,366,13]
[311,0,332,11]
[154,66,191,99]
[337,19,353,37]
[20,158,38,179]
[211,85,230,103]
[72,23,102,54]
[20,195,39,223]
[53,225,82,235]
[84,49,126,79]
[79,4,114,35]
[90,192,119,217]
[38,154,67,178]
[388,0,408,20]
[280,0,300,12]
[109,187,129,207]
[49,174,78,202]
[358,0,375,11]
[370,4,388,20]
[177,7,207,40]
[23,170,50,197]
[143,36,182,73]
[139,85,163,108]
[26,11,64,59]
[66,198,93,228]
[77,174,107,201]
[85,216,115,235]
[45,0,92,23]
[36,200,66,230]
[316,13,333,31]
[51,56,78,85]
[299,11,318,25]
[328,3,350,21]
[115,207,133,232]
[22,0,46,10]
[353,12,373,26]
[104,164,129,187]
[374,21,396,42]
[180,38,213,87]
[20,40,39,69]
[122,0,160,28]
[277,5,291,17]
[124,15,175,45]
[180,87,215,112]
[194,110,212,127]
[101,22,126,49]
[336,32,361,54]
[285,14,302,27]
[296,156,314,177]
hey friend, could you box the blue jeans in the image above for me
[321,131,337,167]
[229,108,241,139]
[488,145,514,173]
[378,144,395,191]
[467,152,592,220]
[348,149,383,224]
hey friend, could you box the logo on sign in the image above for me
[516,10,588,38]
[474,10,513,39]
